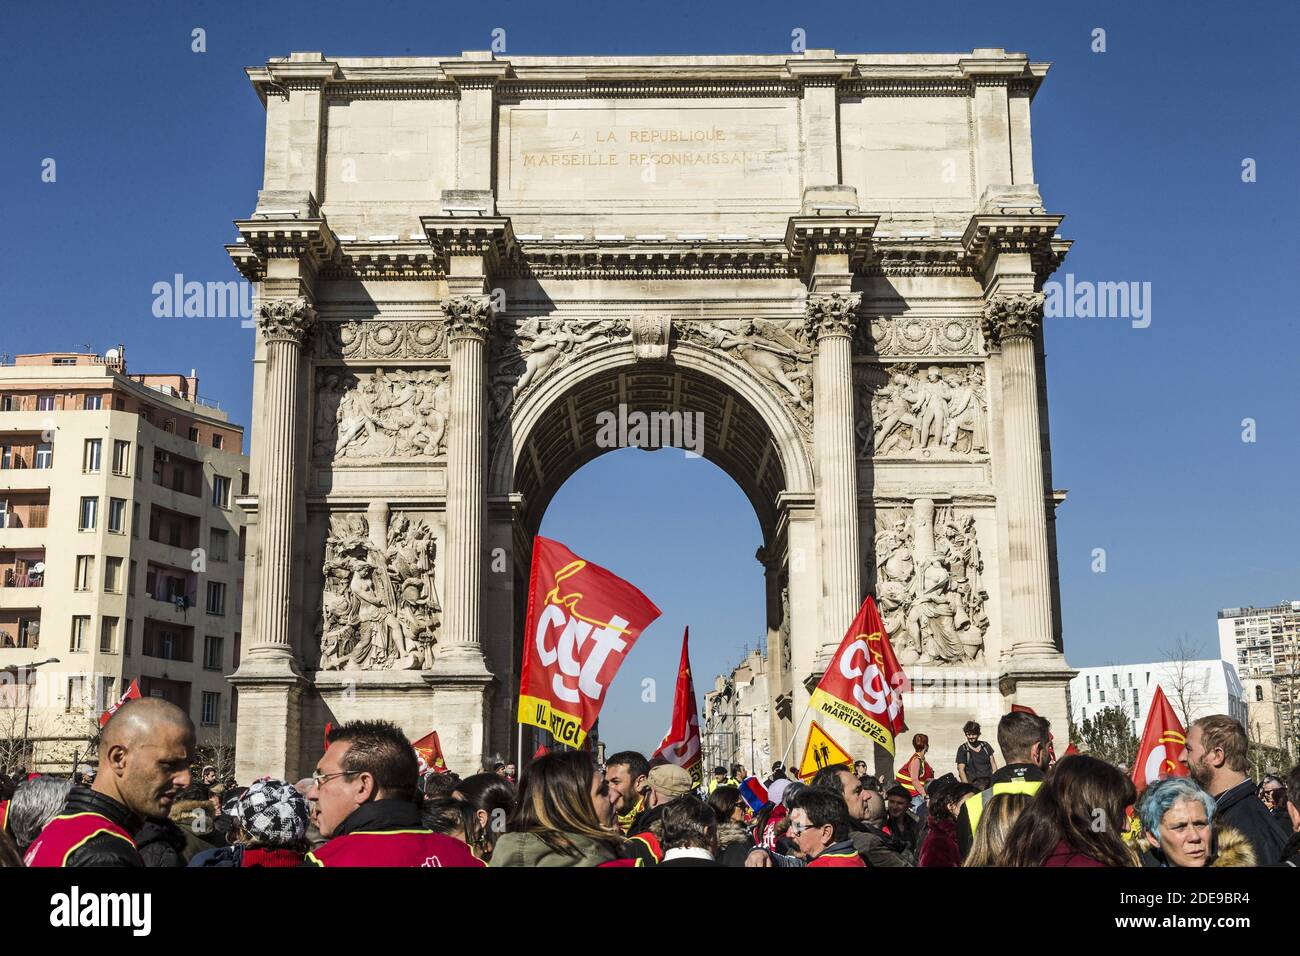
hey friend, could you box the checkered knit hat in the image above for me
[228,778,308,847]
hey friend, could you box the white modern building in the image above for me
[1069,660,1247,739]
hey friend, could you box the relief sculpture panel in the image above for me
[315,368,451,462]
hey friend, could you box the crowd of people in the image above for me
[1,698,1297,868]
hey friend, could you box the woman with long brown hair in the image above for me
[1000,755,1137,867]
[490,751,625,867]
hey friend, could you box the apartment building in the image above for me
[1218,601,1300,753]
[1069,659,1247,740]
[0,349,247,771]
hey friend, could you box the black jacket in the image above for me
[61,786,144,868]
[850,819,916,867]
[1278,832,1300,868]
[134,817,188,868]
[1213,779,1289,864]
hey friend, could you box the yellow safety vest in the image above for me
[965,778,1043,835]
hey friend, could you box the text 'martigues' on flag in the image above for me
[808,596,909,755]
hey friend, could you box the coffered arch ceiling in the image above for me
[494,347,807,544]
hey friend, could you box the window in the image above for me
[17,617,38,648]
[70,616,90,653]
[74,555,94,591]
[1112,674,1118,688]
[201,692,220,726]
[1145,672,1150,685]
[66,676,86,712]
[239,471,248,495]
[210,528,229,562]
[212,475,231,509]
[100,616,118,653]
[163,419,175,434]
[98,676,116,712]
[129,559,137,596]
[0,445,10,469]
[123,619,133,656]
[206,581,226,616]
[34,443,53,468]
[52,357,76,366]
[135,444,143,480]
[83,438,102,473]
[36,394,55,411]
[187,426,199,442]
[212,434,224,450]
[79,496,98,530]
[107,497,127,534]
[0,394,14,411]
[1133,700,1140,718]
[112,440,130,475]
[132,500,140,538]
[1257,685,1265,702]
[1127,673,1133,687]
[104,557,122,593]
[83,394,103,410]
[1100,690,1106,703]
[203,635,223,671]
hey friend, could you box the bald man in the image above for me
[25,697,195,867]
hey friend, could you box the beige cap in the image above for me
[647,763,694,799]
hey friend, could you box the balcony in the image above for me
[1,549,44,590]
[0,494,49,529]
[0,609,41,649]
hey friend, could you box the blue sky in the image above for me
[3,1,1297,754]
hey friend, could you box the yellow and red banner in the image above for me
[652,628,703,786]
[1132,685,1188,793]
[412,730,449,775]
[518,537,661,748]
[808,596,909,755]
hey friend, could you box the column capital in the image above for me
[256,297,318,347]
[441,295,494,342]
[981,292,1044,350]
[805,291,862,341]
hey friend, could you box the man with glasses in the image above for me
[785,788,864,867]
[305,720,483,867]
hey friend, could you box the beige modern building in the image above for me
[1218,602,1300,754]
[0,350,248,772]
[228,48,1075,782]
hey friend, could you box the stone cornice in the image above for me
[500,239,797,280]
[784,215,878,279]
[247,50,1051,104]
[420,216,519,278]
[961,213,1066,279]
[228,216,338,281]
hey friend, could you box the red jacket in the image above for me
[1042,840,1107,868]
[918,816,961,867]
[808,840,866,867]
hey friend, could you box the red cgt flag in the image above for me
[1132,685,1188,793]
[652,627,703,786]
[808,596,909,755]
[99,678,141,728]
[412,731,449,775]
[517,537,661,749]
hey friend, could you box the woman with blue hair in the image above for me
[1138,776,1253,867]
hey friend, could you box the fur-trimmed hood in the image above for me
[1210,825,1256,867]
[717,821,752,849]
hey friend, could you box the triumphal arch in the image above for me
[227,49,1075,781]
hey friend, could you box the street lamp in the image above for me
[2,656,60,772]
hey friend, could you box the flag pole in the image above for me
[779,706,812,768]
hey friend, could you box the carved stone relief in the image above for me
[487,316,631,428]
[855,363,988,459]
[314,368,451,462]
[315,319,449,360]
[871,498,989,666]
[319,512,441,671]
[678,318,814,439]
[858,316,980,356]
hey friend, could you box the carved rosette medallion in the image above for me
[256,298,318,348]
[981,293,1045,351]
[804,292,862,341]
[441,295,493,342]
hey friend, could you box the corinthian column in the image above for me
[807,292,863,655]
[438,294,493,669]
[250,297,316,661]
[983,293,1056,657]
